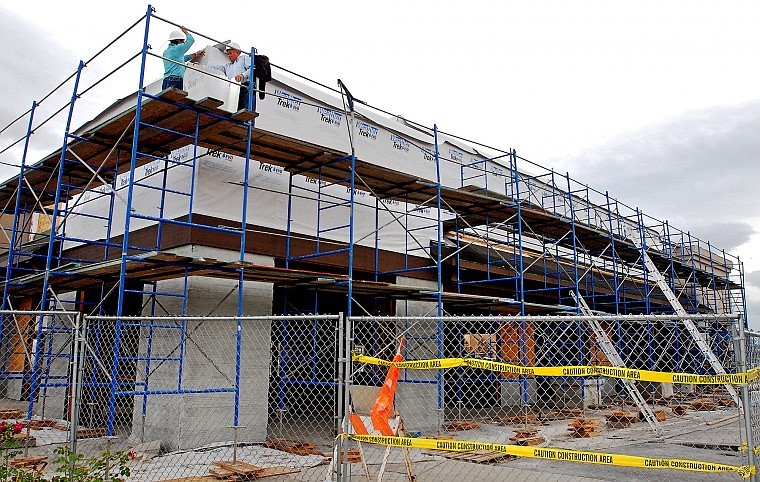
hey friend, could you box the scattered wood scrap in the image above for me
[263,438,326,457]
[0,409,22,419]
[568,418,600,438]
[644,409,668,422]
[9,432,36,448]
[499,413,537,425]
[444,421,480,431]
[27,419,57,430]
[691,399,716,411]
[671,405,688,415]
[255,466,303,478]
[77,427,108,438]
[341,449,362,463]
[9,455,47,474]
[158,477,219,482]
[606,411,637,429]
[427,450,515,464]
[209,461,301,481]
[509,428,545,446]
[541,408,582,421]
[585,404,609,411]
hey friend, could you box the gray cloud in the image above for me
[747,271,760,290]
[563,100,760,234]
[0,7,79,179]
[684,221,756,252]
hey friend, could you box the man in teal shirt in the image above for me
[162,27,204,91]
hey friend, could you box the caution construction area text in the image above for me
[352,353,760,386]
[346,433,756,478]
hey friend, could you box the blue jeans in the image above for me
[162,75,183,91]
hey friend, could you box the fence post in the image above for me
[69,313,86,476]
[335,312,351,482]
[735,315,756,481]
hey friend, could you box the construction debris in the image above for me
[26,419,57,430]
[8,432,36,448]
[9,455,47,475]
[541,408,582,421]
[509,428,545,446]
[499,413,537,425]
[691,399,716,411]
[444,421,480,431]
[158,477,220,482]
[606,411,637,429]
[262,439,326,457]
[209,461,301,480]
[671,405,689,415]
[340,449,362,463]
[0,410,22,419]
[568,418,600,438]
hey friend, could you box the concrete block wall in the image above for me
[392,276,441,434]
[132,248,275,450]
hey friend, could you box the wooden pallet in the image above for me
[263,438,326,457]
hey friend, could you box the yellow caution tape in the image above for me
[346,433,755,478]
[353,353,760,386]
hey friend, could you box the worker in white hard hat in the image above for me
[162,26,205,91]
[209,41,252,110]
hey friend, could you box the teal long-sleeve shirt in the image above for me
[163,32,195,78]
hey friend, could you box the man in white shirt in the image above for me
[209,42,252,110]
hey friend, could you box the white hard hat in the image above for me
[225,41,241,52]
[169,30,186,41]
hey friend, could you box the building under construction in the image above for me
[0,7,755,482]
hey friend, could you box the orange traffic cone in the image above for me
[371,338,405,436]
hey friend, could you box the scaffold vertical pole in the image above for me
[29,59,85,421]
[110,4,153,436]
[433,124,444,415]
[233,45,256,432]
[1,101,36,311]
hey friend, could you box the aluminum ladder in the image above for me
[571,291,662,433]
[630,236,739,404]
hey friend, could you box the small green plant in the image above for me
[51,446,132,482]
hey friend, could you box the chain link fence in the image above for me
[0,311,757,480]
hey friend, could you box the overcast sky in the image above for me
[0,1,758,326]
